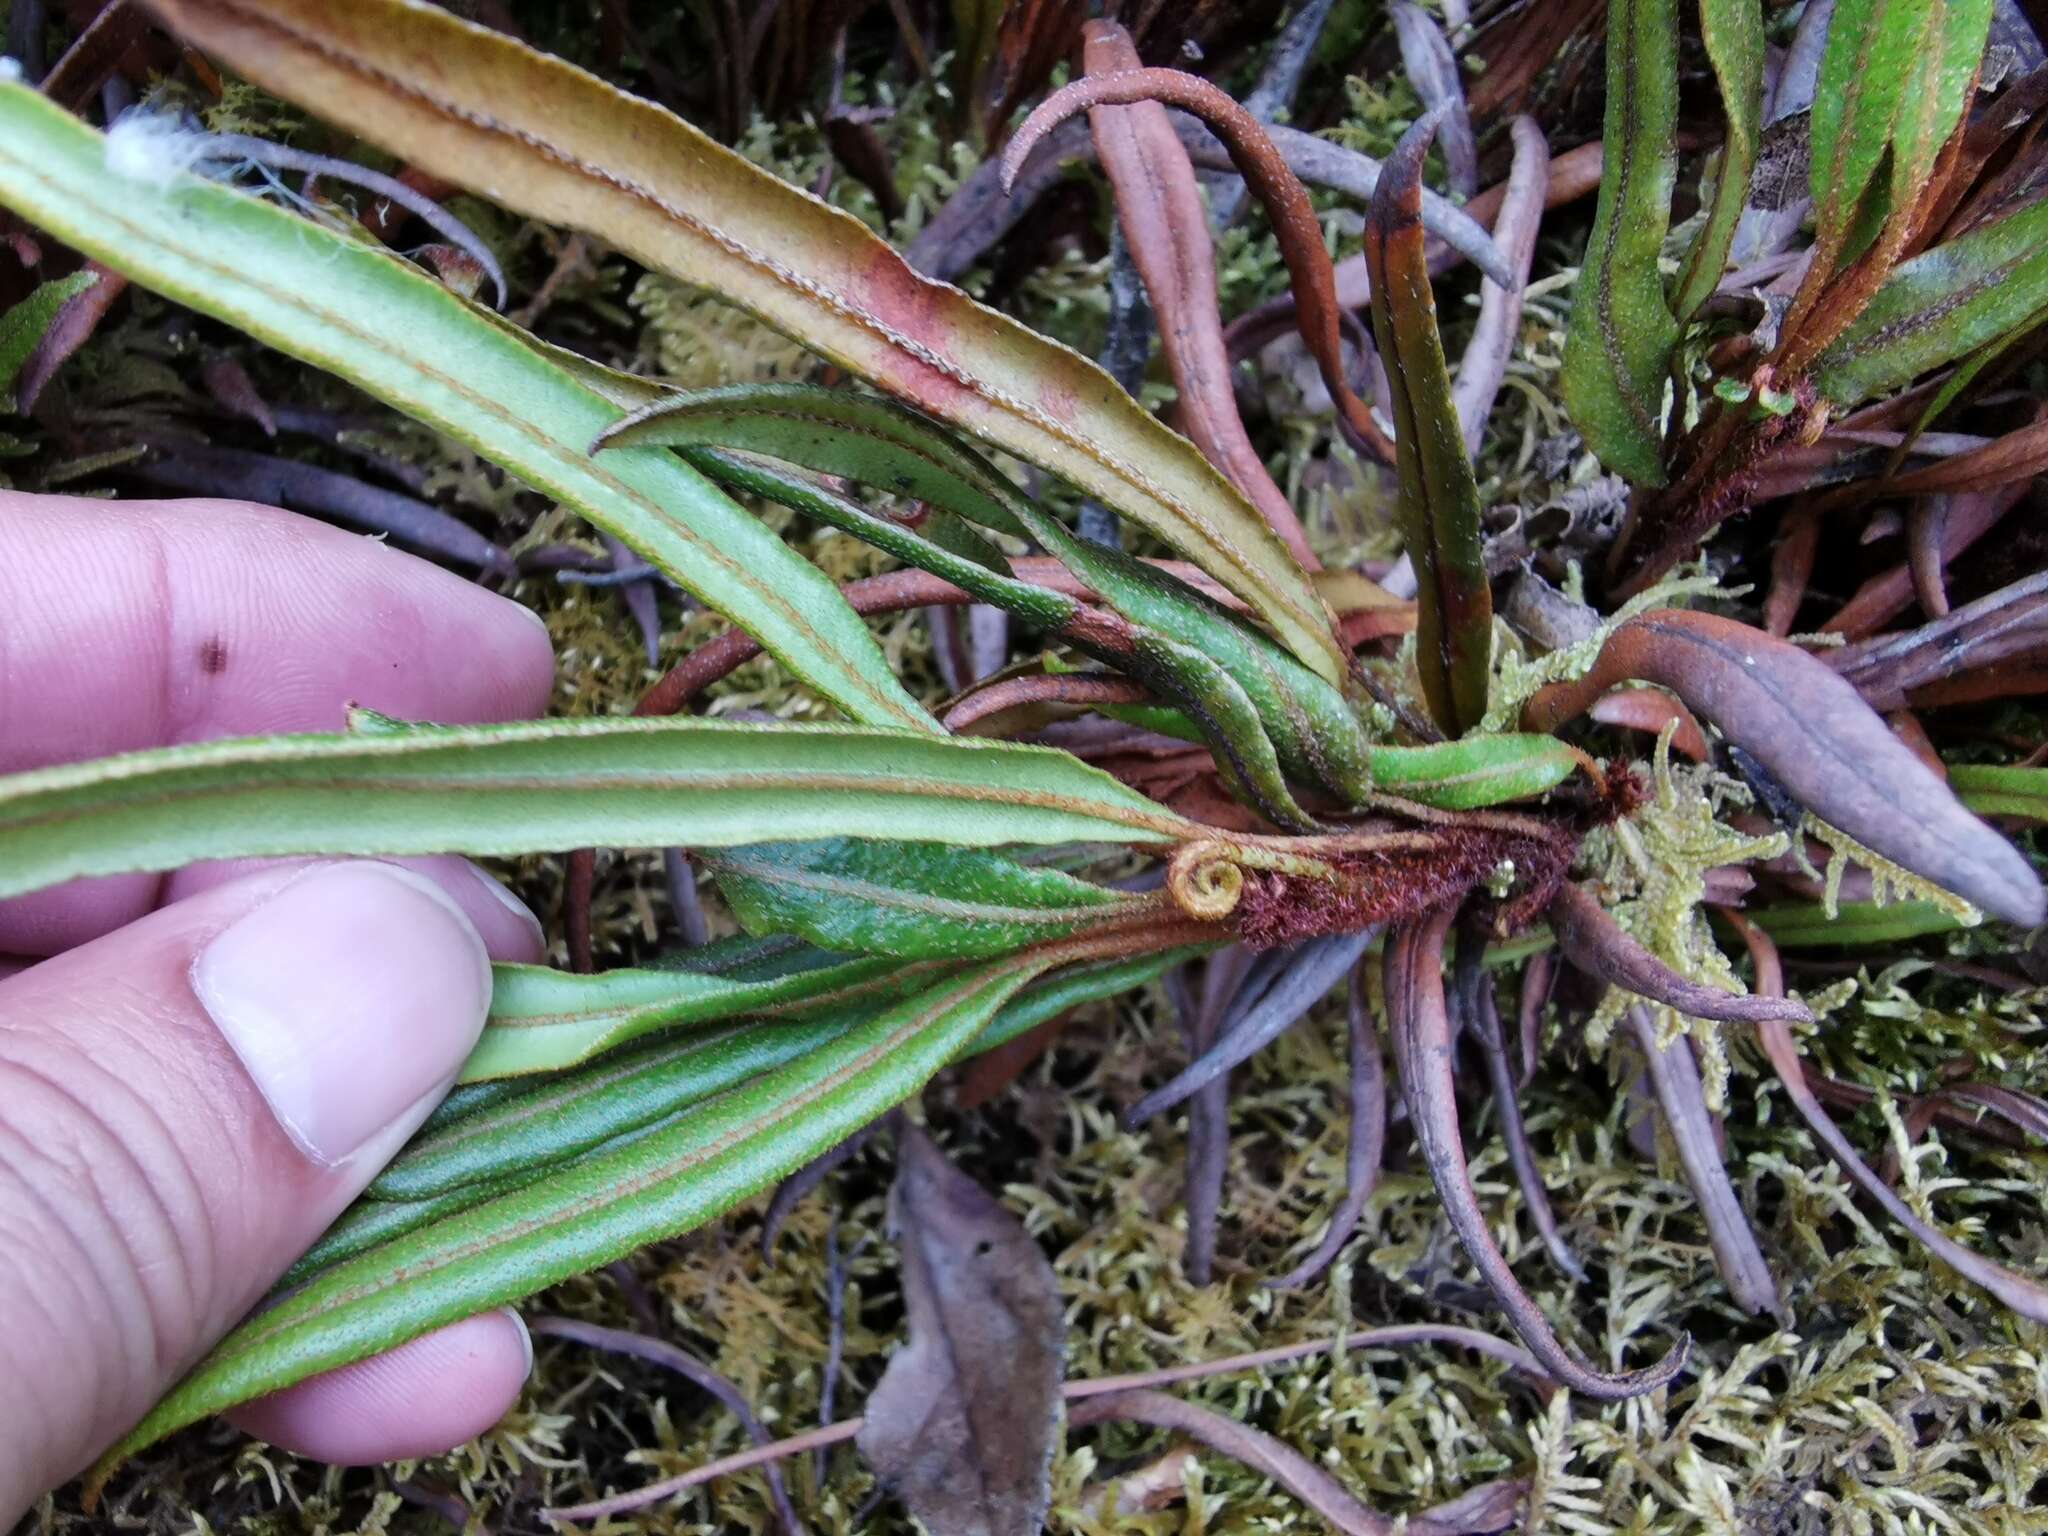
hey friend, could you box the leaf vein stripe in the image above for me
[211,960,1041,1362]
[185,0,1327,648]
[0,131,933,733]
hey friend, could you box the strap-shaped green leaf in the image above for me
[608,382,1376,807]
[681,445,1324,827]
[1562,0,1681,484]
[682,445,1077,628]
[376,1015,855,1201]
[1811,0,1993,257]
[92,954,1052,1482]
[599,382,1032,538]
[1947,764,2048,821]
[463,947,920,1079]
[146,0,1349,688]
[704,837,1154,960]
[1813,196,2048,405]
[1366,736,1586,809]
[1075,692,1587,811]
[0,84,935,733]
[312,944,1206,1281]
[1673,0,1764,318]
[1736,900,1969,947]
[0,714,1195,905]
[1365,114,1494,736]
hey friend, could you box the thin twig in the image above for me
[1456,918,1585,1282]
[194,130,507,307]
[1266,957,1385,1288]
[544,1324,1555,1524]
[529,1316,805,1536]
[547,1420,864,1524]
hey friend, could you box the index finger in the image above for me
[0,493,556,954]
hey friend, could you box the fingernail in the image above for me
[502,1309,534,1376]
[193,862,494,1167]
[465,862,547,953]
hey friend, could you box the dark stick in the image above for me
[40,1,152,110]
[1623,1006,1784,1319]
[1127,932,1376,1126]
[761,1124,879,1253]
[1515,951,1554,1086]
[1266,957,1385,1289]
[1387,910,1690,1400]
[1075,225,1152,549]
[1455,918,1585,1282]
[530,1317,805,1536]
[6,0,46,83]
[817,1218,853,1484]
[124,442,513,574]
[1177,951,1237,1284]
[603,531,663,665]
[663,848,710,947]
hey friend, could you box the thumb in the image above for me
[0,860,533,1517]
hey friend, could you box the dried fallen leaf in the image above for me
[858,1122,1064,1536]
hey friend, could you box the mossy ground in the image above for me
[9,14,2048,1533]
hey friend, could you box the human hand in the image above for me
[0,493,558,1521]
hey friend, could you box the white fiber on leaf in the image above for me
[104,111,222,187]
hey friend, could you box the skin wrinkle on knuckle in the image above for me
[0,1224,75,1508]
[89,1005,228,1324]
[0,1099,145,1483]
[0,1024,221,1393]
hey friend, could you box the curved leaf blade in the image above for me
[705,837,1153,959]
[143,0,1348,686]
[1367,736,1585,809]
[1813,196,2048,405]
[0,714,1195,905]
[1673,0,1764,317]
[463,947,916,1079]
[1811,0,1992,254]
[599,382,1031,539]
[623,387,1374,806]
[1365,114,1493,736]
[0,84,935,734]
[0,267,99,406]
[91,954,1055,1483]
[1561,0,1681,484]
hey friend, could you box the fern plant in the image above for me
[0,0,2040,1495]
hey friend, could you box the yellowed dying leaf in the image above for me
[142,0,1346,685]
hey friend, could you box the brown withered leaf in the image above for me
[858,1122,1064,1536]
[1072,20,1319,569]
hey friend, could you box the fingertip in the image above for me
[412,858,549,965]
[493,596,559,720]
[226,1309,531,1465]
